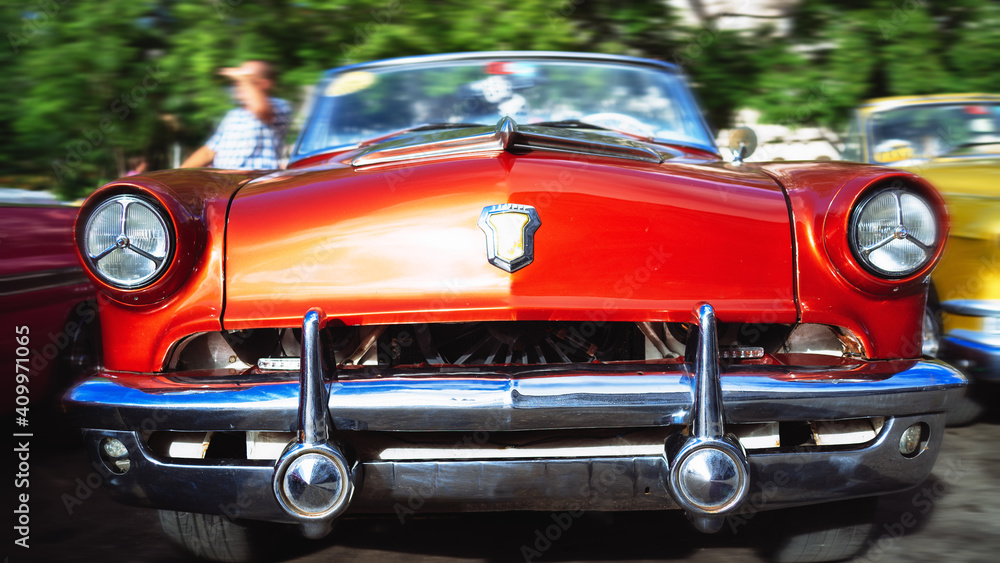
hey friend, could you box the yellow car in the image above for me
[843,94,1000,424]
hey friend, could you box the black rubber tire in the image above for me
[945,385,987,427]
[159,510,279,563]
[763,497,877,563]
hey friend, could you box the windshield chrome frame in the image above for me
[863,101,1000,165]
[289,51,720,166]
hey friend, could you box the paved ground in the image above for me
[10,408,1000,563]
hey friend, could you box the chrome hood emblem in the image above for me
[477,203,541,273]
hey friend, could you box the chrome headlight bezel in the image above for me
[82,195,174,289]
[848,186,938,279]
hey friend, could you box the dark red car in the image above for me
[2,189,98,414]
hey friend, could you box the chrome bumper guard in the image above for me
[66,304,967,536]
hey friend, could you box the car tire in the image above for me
[762,497,876,563]
[945,384,987,426]
[158,510,283,563]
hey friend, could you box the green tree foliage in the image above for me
[946,1,1000,93]
[749,0,999,132]
[3,0,999,198]
[1,0,589,198]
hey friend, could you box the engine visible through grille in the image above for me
[167,320,818,372]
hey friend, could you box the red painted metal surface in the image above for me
[78,170,264,372]
[1,204,95,404]
[1,205,82,274]
[75,149,949,372]
[760,162,949,359]
[224,151,798,330]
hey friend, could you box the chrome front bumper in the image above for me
[941,299,1000,381]
[65,305,967,534]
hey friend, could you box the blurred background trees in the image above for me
[2,0,999,199]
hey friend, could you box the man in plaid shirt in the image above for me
[181,60,291,170]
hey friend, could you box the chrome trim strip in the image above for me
[65,360,967,433]
[0,188,75,206]
[258,357,302,371]
[941,299,1000,318]
[512,128,663,163]
[378,444,666,461]
[351,127,502,167]
[332,51,689,75]
[0,267,90,297]
[945,329,1000,348]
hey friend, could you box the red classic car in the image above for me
[2,189,98,415]
[64,52,965,562]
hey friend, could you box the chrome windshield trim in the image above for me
[65,360,966,433]
[330,51,687,74]
[290,52,720,166]
[351,117,665,167]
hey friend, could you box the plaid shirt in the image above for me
[207,98,292,170]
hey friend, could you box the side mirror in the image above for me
[728,127,757,164]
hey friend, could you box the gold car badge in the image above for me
[477,204,541,272]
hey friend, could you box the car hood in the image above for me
[223,131,797,328]
[902,158,1000,199]
[902,159,1000,239]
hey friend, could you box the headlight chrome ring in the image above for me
[83,195,173,289]
[849,186,937,279]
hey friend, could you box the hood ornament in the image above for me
[477,204,541,272]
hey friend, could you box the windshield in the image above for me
[867,102,1000,164]
[294,58,715,158]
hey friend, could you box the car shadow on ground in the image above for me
[289,475,953,563]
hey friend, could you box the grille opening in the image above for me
[779,421,814,448]
[145,419,884,462]
[204,431,248,459]
[169,321,805,372]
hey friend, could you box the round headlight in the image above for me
[83,196,172,288]
[850,187,937,278]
